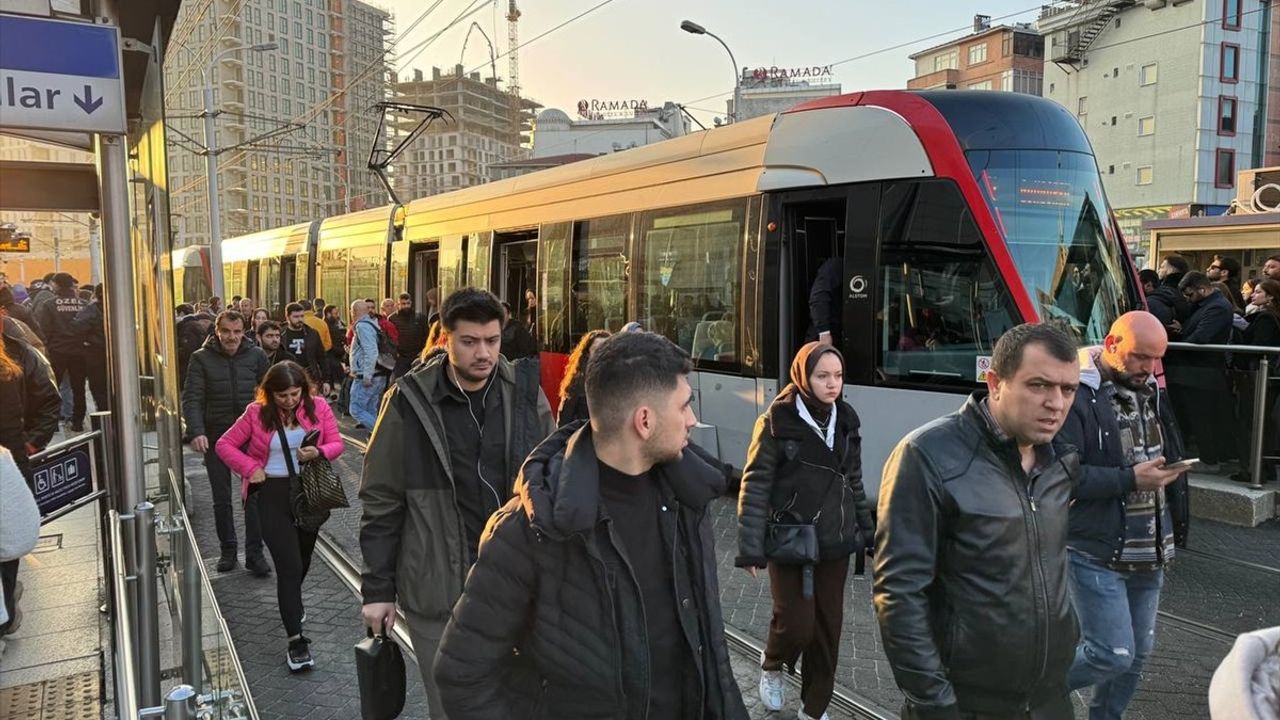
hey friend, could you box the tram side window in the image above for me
[263,258,282,317]
[569,214,631,346]
[636,201,744,369]
[437,235,466,301]
[319,250,348,319]
[876,180,1019,387]
[348,245,384,307]
[537,222,572,353]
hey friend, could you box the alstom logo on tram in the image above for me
[188,90,1140,495]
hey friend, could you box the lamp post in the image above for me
[202,41,276,300]
[680,20,740,123]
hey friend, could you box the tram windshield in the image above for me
[967,149,1134,345]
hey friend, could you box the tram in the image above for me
[218,89,1142,494]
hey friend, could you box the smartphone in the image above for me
[301,429,321,448]
[1163,457,1199,471]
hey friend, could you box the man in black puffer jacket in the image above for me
[433,332,749,720]
[33,273,87,430]
[182,310,271,575]
[1144,255,1190,334]
[875,324,1082,720]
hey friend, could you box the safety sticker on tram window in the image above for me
[976,355,993,383]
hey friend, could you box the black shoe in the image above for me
[216,549,238,573]
[245,554,272,577]
[287,636,315,672]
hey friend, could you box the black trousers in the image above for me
[249,476,318,637]
[0,559,18,634]
[49,350,88,425]
[1176,378,1237,464]
[763,556,850,719]
[86,352,109,412]
[203,427,263,555]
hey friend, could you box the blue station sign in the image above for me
[0,14,126,134]
[31,444,95,517]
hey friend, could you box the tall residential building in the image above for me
[907,16,1045,94]
[163,0,392,246]
[393,65,541,199]
[1037,0,1274,241]
[531,103,688,158]
[1260,2,1279,168]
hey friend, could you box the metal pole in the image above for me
[705,31,739,122]
[90,412,114,614]
[203,79,226,301]
[135,501,162,708]
[95,134,146,514]
[1249,356,1270,490]
[180,523,203,695]
[163,684,197,720]
[88,215,102,286]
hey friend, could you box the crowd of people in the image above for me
[0,274,106,659]
[159,272,1280,719]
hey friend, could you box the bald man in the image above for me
[1056,311,1190,720]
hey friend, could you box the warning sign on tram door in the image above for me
[0,14,125,135]
[31,445,94,516]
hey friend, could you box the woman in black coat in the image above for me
[556,329,609,427]
[735,341,874,720]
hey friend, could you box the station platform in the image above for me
[166,413,1280,719]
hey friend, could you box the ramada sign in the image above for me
[577,98,649,118]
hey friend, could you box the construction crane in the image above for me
[506,0,521,97]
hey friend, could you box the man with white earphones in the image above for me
[358,287,555,719]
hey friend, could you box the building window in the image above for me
[1140,63,1157,85]
[1001,70,1013,92]
[1136,166,1153,185]
[1078,96,1087,116]
[968,43,988,65]
[1221,43,1240,83]
[1002,34,1013,57]
[1218,96,1238,135]
[1215,149,1235,188]
[933,50,958,72]
[1138,116,1155,136]
[1223,0,1242,30]
[968,80,993,91]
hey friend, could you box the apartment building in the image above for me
[908,16,1045,94]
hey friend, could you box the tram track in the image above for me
[1179,546,1280,577]
[1155,610,1238,645]
[331,429,894,719]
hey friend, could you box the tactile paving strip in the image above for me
[0,670,100,720]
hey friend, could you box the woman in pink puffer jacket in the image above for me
[216,360,343,672]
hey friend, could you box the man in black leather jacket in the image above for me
[875,324,1082,720]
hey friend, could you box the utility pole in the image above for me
[202,42,277,300]
[88,214,102,285]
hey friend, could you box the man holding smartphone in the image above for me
[1056,311,1190,720]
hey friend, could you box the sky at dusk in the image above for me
[380,0,1047,126]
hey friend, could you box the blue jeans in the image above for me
[1066,550,1164,720]
[349,375,386,428]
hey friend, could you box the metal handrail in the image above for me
[109,510,140,720]
[1163,341,1277,488]
[28,430,102,463]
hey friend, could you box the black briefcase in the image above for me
[355,626,406,720]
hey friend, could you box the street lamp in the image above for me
[202,41,277,299]
[680,20,740,124]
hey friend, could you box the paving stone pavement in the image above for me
[182,449,432,719]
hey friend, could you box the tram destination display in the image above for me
[31,443,94,516]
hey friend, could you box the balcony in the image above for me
[908,68,960,90]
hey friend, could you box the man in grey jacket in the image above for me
[875,324,1082,720]
[358,288,554,718]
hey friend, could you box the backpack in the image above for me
[372,320,398,372]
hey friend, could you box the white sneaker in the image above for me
[797,710,830,720]
[758,668,785,712]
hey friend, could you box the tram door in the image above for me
[410,243,439,314]
[494,232,539,308]
[775,184,879,385]
[280,257,297,307]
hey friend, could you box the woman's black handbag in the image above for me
[355,623,406,720]
[298,456,350,512]
[276,427,334,533]
[764,510,822,598]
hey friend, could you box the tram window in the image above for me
[349,245,384,308]
[537,223,573,353]
[438,235,466,301]
[636,201,745,369]
[263,258,282,316]
[319,250,348,318]
[876,180,1019,387]
[569,214,631,345]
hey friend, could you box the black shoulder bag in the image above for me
[762,440,838,599]
[276,426,333,533]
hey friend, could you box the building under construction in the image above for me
[393,65,541,199]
